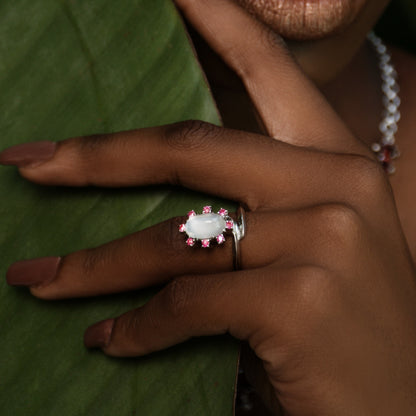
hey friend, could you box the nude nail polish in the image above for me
[84,319,115,349]
[0,141,56,167]
[6,257,61,287]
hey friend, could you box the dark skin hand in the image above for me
[1,0,416,414]
[321,44,416,260]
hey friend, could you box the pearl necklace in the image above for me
[367,32,401,174]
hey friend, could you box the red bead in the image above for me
[383,147,392,163]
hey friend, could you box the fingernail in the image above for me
[0,141,57,167]
[84,319,115,349]
[6,257,61,287]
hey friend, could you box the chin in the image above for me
[233,0,368,40]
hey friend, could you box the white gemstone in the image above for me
[185,213,226,240]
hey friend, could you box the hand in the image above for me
[2,0,416,414]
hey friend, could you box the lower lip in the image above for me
[235,0,366,40]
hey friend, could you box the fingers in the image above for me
[174,0,367,154]
[6,206,337,299]
[83,263,331,358]
[0,122,375,211]
[83,271,258,356]
[1,123,266,207]
[8,216,233,299]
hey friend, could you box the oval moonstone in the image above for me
[185,213,226,240]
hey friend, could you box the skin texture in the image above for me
[234,0,368,40]
[233,0,390,84]
[2,0,416,415]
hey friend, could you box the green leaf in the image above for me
[0,0,238,415]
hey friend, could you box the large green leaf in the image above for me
[0,1,238,415]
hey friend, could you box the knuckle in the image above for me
[162,276,196,318]
[80,247,111,280]
[314,203,362,244]
[71,133,126,184]
[164,120,220,152]
[343,154,391,203]
[111,310,155,356]
[158,217,188,267]
[78,133,109,152]
[117,310,140,335]
[77,132,123,156]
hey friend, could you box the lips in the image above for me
[234,0,367,40]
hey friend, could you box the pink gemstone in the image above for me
[187,210,196,218]
[186,238,195,247]
[179,224,186,233]
[216,234,225,244]
[226,220,234,230]
[218,208,228,217]
[202,206,212,214]
[201,239,210,248]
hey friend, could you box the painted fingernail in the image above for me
[6,257,61,287]
[0,141,57,167]
[84,319,115,349]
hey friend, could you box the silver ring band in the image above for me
[232,206,246,270]
[178,205,246,270]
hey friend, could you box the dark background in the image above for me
[378,0,416,52]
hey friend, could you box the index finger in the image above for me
[175,0,368,155]
[0,123,372,212]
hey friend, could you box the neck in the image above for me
[320,40,383,149]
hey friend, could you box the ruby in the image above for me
[186,238,195,247]
[203,206,212,214]
[218,208,228,217]
[216,234,225,244]
[226,220,234,230]
[187,210,196,218]
[179,224,186,233]
[383,147,392,163]
[201,239,210,248]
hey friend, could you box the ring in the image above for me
[178,205,246,270]
[179,206,235,248]
[232,206,246,270]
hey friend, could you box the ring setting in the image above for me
[179,206,234,248]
